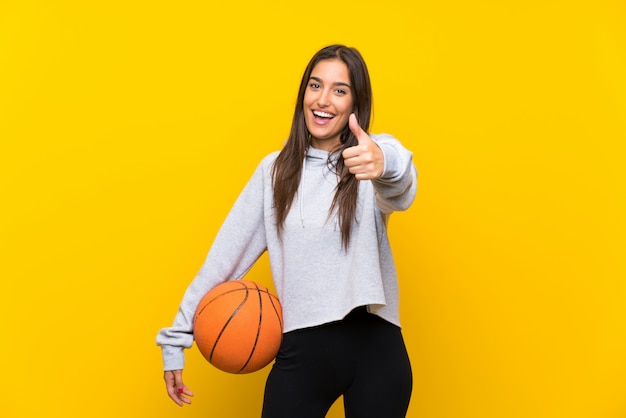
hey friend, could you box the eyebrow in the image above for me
[309,76,352,89]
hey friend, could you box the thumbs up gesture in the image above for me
[342,113,384,180]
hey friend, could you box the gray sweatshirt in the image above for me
[156,133,417,371]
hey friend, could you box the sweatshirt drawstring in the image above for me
[300,155,306,228]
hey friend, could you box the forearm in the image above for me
[371,134,418,213]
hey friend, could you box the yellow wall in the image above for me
[1,1,624,417]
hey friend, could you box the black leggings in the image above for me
[262,307,412,418]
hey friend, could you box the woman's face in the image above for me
[303,59,354,151]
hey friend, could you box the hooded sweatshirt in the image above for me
[156,133,417,371]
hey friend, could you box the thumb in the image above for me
[348,113,368,144]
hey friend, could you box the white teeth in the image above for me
[313,111,334,118]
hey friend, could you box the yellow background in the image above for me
[1,0,625,417]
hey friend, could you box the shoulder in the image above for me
[257,150,281,172]
[261,150,281,165]
[370,132,398,144]
[248,150,281,179]
[370,133,411,153]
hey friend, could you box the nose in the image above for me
[317,88,330,107]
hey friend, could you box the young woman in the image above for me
[157,44,417,418]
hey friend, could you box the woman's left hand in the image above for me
[342,114,384,180]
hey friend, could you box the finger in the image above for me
[348,113,366,143]
[180,386,194,397]
[168,386,191,407]
[343,148,384,180]
[169,390,184,406]
[344,114,383,179]
[173,370,194,405]
[178,385,194,403]
[178,388,193,405]
[342,145,359,161]
[166,384,184,406]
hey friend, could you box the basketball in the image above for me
[193,280,283,374]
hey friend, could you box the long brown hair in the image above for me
[271,44,373,249]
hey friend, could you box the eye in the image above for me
[335,88,347,95]
[309,82,321,90]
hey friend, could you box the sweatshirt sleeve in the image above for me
[370,133,418,213]
[155,159,270,371]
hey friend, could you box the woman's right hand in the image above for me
[164,369,194,406]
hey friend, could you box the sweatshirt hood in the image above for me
[300,146,340,228]
[305,146,339,165]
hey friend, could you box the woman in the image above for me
[157,44,417,418]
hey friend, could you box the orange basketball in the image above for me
[193,280,283,374]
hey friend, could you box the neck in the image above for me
[310,137,341,152]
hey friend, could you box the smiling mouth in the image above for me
[313,110,335,120]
